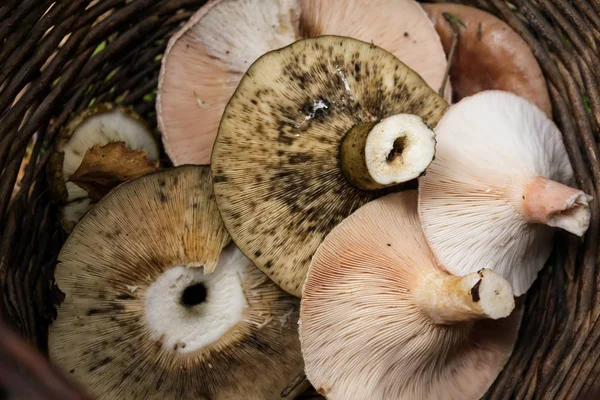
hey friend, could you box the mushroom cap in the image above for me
[212,35,448,297]
[158,0,449,165]
[423,3,552,117]
[47,103,159,231]
[48,166,303,399]
[418,90,574,296]
[300,191,521,400]
[299,0,451,101]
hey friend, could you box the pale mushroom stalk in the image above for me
[340,114,436,190]
[414,269,513,324]
[521,176,592,236]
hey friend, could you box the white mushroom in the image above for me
[418,90,592,296]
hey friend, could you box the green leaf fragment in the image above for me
[92,41,107,57]
[583,95,592,114]
[143,90,157,102]
[443,12,466,28]
[104,68,120,82]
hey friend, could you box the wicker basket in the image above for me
[0,0,599,398]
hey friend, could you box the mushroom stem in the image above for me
[521,176,593,236]
[414,269,514,325]
[339,114,436,190]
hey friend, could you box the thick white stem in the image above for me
[365,114,436,185]
[414,269,515,325]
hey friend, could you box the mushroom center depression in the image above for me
[144,261,246,354]
[386,136,408,165]
[181,282,208,307]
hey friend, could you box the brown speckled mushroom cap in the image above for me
[300,191,521,400]
[48,166,304,400]
[211,35,448,297]
[423,3,552,117]
[47,103,159,232]
[158,0,449,165]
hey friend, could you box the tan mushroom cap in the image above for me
[47,103,159,232]
[418,91,592,296]
[212,35,448,297]
[158,0,449,165]
[300,191,521,400]
[423,3,552,117]
[48,166,304,400]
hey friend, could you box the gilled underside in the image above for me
[301,192,520,400]
[49,167,303,399]
[212,36,448,297]
[418,91,587,296]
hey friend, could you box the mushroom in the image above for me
[211,35,448,296]
[158,0,449,165]
[48,166,304,399]
[300,190,521,400]
[48,103,159,232]
[418,90,592,296]
[423,3,552,117]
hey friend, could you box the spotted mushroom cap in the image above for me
[300,191,522,400]
[48,166,303,400]
[157,0,449,165]
[418,90,583,296]
[423,3,552,117]
[211,35,448,297]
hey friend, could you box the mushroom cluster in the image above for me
[47,1,593,399]
[157,0,450,165]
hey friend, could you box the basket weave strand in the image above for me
[0,0,599,398]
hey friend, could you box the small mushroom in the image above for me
[419,91,593,296]
[48,166,303,399]
[48,103,159,232]
[212,35,448,296]
[423,3,552,117]
[158,0,449,165]
[300,191,521,400]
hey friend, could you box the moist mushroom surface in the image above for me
[48,103,159,232]
[419,91,592,296]
[211,35,448,297]
[423,3,552,117]
[158,0,449,164]
[48,166,303,400]
[300,191,521,400]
